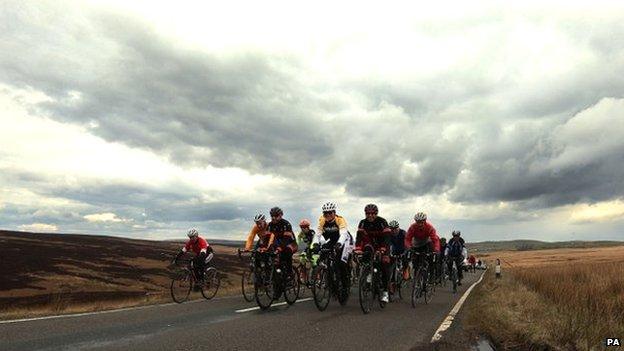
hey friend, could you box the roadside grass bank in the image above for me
[463,260,624,350]
[0,286,243,321]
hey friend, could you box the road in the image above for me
[0,271,484,351]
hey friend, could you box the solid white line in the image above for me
[235,298,313,313]
[430,269,487,343]
[0,295,240,325]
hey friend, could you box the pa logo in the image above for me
[606,338,621,347]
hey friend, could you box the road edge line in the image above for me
[430,268,487,343]
[0,294,240,325]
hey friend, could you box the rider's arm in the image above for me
[429,227,441,253]
[198,237,208,254]
[244,225,259,251]
[313,216,324,245]
[267,232,276,249]
[337,216,350,245]
[404,225,414,249]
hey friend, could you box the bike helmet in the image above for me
[187,228,199,238]
[452,230,461,237]
[254,213,266,223]
[414,212,427,221]
[269,207,283,217]
[388,220,399,229]
[364,204,378,214]
[299,219,311,227]
[322,202,337,212]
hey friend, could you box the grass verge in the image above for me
[463,262,624,350]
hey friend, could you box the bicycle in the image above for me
[169,253,220,303]
[241,249,300,310]
[311,245,351,311]
[448,256,460,294]
[410,250,432,307]
[237,248,255,302]
[389,253,409,301]
[358,249,387,314]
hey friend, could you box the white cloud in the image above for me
[83,212,129,223]
[18,223,58,232]
[569,200,624,224]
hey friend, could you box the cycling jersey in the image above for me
[405,221,441,253]
[357,216,391,250]
[390,229,407,255]
[314,215,349,247]
[244,224,273,251]
[267,218,295,248]
[297,229,315,252]
[184,236,209,255]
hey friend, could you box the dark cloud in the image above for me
[451,98,624,207]
[2,0,624,235]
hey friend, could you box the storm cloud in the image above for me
[2,1,624,240]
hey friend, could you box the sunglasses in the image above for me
[365,212,377,215]
[323,211,334,216]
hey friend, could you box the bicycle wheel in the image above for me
[254,267,274,310]
[358,266,374,314]
[242,269,254,302]
[422,268,431,304]
[284,266,300,305]
[395,269,404,300]
[170,270,192,304]
[451,264,458,294]
[411,269,423,308]
[312,265,331,311]
[201,267,220,300]
[337,265,350,306]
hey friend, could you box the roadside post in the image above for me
[495,258,501,278]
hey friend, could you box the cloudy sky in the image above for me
[1,0,624,242]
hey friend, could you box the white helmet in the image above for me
[322,202,337,212]
[187,228,199,238]
[414,212,427,221]
[254,214,266,222]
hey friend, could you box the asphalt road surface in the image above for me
[0,270,484,351]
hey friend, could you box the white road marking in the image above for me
[235,298,313,313]
[0,295,240,325]
[430,269,487,343]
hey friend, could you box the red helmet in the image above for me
[299,219,311,227]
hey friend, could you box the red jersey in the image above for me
[404,222,440,253]
[184,236,209,255]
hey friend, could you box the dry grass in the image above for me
[465,246,624,351]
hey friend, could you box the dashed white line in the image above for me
[235,298,313,313]
[431,269,487,343]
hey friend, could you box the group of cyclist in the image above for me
[174,201,470,300]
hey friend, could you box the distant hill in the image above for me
[467,239,624,253]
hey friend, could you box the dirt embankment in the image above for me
[0,230,246,319]
[461,246,624,350]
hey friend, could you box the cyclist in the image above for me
[297,219,315,257]
[267,207,298,276]
[404,212,441,283]
[437,237,448,281]
[445,230,467,285]
[244,213,273,251]
[468,254,477,272]
[312,202,353,292]
[174,228,214,288]
[388,219,409,295]
[355,204,391,303]
[297,219,317,285]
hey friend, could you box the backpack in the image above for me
[448,239,463,257]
